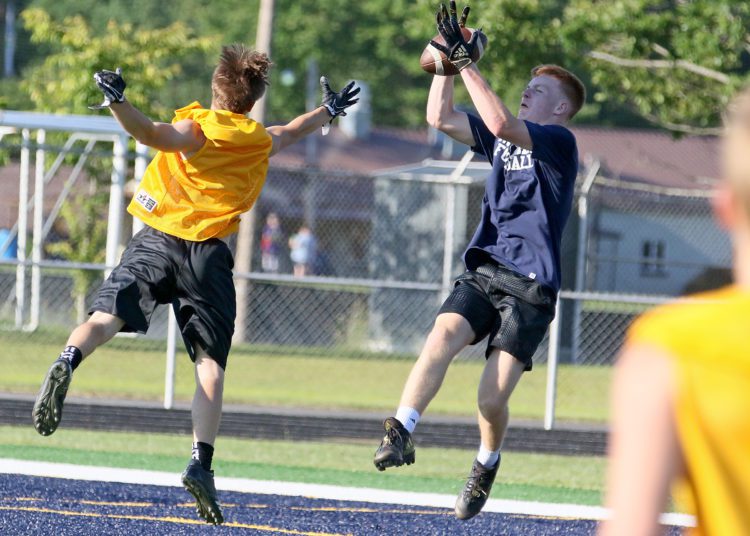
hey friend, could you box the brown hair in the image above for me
[211,44,271,114]
[531,64,586,119]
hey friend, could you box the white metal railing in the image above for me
[543,289,675,429]
[4,248,680,426]
[0,112,141,333]
[0,112,720,426]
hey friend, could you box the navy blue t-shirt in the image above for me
[464,114,578,293]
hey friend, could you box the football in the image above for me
[420,27,488,76]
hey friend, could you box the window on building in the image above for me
[640,240,667,277]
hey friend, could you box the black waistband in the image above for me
[475,263,498,279]
[472,261,556,306]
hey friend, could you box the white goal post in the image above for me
[0,110,180,409]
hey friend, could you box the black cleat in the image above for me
[455,458,500,520]
[32,359,72,436]
[181,459,224,525]
[373,417,415,471]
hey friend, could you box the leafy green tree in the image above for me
[11,0,750,134]
[18,7,215,319]
[21,7,215,117]
[266,0,434,127]
[410,0,749,133]
[24,0,262,110]
[561,0,750,134]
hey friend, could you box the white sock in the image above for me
[477,444,500,468]
[395,407,420,434]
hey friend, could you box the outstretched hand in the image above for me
[429,1,481,72]
[320,77,361,118]
[89,67,127,110]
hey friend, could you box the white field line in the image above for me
[0,458,695,528]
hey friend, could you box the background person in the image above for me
[260,212,284,273]
[598,87,750,536]
[289,224,316,277]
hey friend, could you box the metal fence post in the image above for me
[28,129,45,331]
[442,150,475,299]
[572,159,600,363]
[544,296,562,430]
[164,309,178,410]
[15,128,30,329]
[105,134,127,274]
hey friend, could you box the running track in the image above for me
[0,460,690,535]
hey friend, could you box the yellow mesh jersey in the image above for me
[127,102,272,241]
[627,285,750,536]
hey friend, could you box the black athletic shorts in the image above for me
[438,260,556,371]
[90,226,236,370]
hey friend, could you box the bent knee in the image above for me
[477,392,509,417]
[195,353,224,379]
[87,312,125,338]
[430,313,475,344]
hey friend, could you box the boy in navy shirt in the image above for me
[374,2,585,520]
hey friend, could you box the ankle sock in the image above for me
[192,441,214,471]
[395,407,420,434]
[477,444,500,469]
[58,346,82,371]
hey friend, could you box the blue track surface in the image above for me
[0,474,683,535]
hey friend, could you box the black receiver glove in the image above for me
[429,1,481,72]
[320,76,361,118]
[89,68,127,110]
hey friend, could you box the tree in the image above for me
[12,0,750,134]
[561,0,750,135]
[23,0,261,110]
[265,0,434,127]
[19,7,215,319]
[19,0,436,127]
[20,7,215,117]
[406,0,750,134]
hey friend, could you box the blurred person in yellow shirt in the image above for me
[31,44,359,526]
[599,88,750,535]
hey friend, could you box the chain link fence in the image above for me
[0,125,732,426]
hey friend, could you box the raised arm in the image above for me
[426,75,474,146]
[266,107,333,156]
[267,76,360,156]
[109,102,205,154]
[431,0,532,149]
[460,65,531,150]
[91,68,205,155]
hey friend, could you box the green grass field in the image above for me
[0,332,612,508]
[0,335,612,422]
[0,425,606,506]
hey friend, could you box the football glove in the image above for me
[89,67,126,110]
[320,76,360,118]
[430,1,481,72]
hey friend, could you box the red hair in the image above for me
[531,64,586,119]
